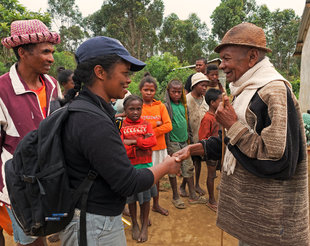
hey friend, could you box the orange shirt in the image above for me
[141,100,172,151]
[0,205,13,235]
[31,77,47,118]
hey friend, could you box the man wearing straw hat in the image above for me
[175,22,309,246]
[0,19,62,245]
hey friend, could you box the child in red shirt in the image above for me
[199,89,222,212]
[121,95,157,243]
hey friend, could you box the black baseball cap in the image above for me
[75,36,146,71]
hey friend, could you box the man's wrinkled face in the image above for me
[219,46,251,83]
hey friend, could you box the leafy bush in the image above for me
[290,78,300,99]
[129,52,192,100]
[0,61,8,75]
[49,51,76,78]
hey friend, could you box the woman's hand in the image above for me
[162,155,181,175]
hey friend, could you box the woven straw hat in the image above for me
[214,22,271,53]
[191,72,210,89]
[1,19,60,49]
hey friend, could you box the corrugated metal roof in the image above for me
[173,58,222,71]
[294,0,310,56]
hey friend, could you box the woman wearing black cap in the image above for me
[59,36,181,246]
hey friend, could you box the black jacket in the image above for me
[62,87,154,216]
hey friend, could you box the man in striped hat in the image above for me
[0,19,62,246]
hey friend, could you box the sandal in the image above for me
[171,198,186,209]
[206,201,218,212]
[188,196,207,204]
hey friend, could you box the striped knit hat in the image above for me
[1,19,60,49]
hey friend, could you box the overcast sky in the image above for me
[18,0,306,30]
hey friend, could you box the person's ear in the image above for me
[18,47,27,59]
[93,65,106,80]
[248,49,259,68]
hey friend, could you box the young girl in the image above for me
[139,72,172,216]
[121,95,157,243]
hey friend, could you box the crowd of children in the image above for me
[121,64,224,243]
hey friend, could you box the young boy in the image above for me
[198,89,222,212]
[206,65,225,93]
[165,79,207,208]
[185,72,209,196]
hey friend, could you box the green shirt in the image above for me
[170,102,188,142]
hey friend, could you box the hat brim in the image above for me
[214,43,272,53]
[190,78,210,89]
[118,54,146,71]
[1,32,61,49]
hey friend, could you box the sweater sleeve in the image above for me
[227,81,287,160]
[226,81,304,179]
[153,103,172,137]
[69,112,154,197]
[136,122,157,149]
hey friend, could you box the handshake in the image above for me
[162,144,202,175]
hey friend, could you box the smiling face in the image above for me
[140,82,156,104]
[219,45,252,83]
[125,99,143,122]
[21,42,55,75]
[102,61,131,101]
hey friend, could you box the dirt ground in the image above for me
[4,154,310,245]
[4,162,238,246]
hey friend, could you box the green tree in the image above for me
[129,52,191,99]
[267,9,300,76]
[48,0,86,52]
[85,0,164,60]
[211,0,248,40]
[49,50,76,78]
[158,13,209,64]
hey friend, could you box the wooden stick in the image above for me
[220,92,226,246]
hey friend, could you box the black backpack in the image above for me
[5,98,110,246]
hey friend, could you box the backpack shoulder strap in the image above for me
[68,97,110,119]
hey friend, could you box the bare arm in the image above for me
[148,155,181,184]
[172,143,204,161]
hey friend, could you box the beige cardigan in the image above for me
[217,80,309,245]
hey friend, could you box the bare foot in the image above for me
[195,186,206,196]
[179,186,189,197]
[152,205,169,216]
[132,223,141,240]
[138,227,148,243]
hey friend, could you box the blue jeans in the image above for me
[6,207,37,244]
[60,209,126,246]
